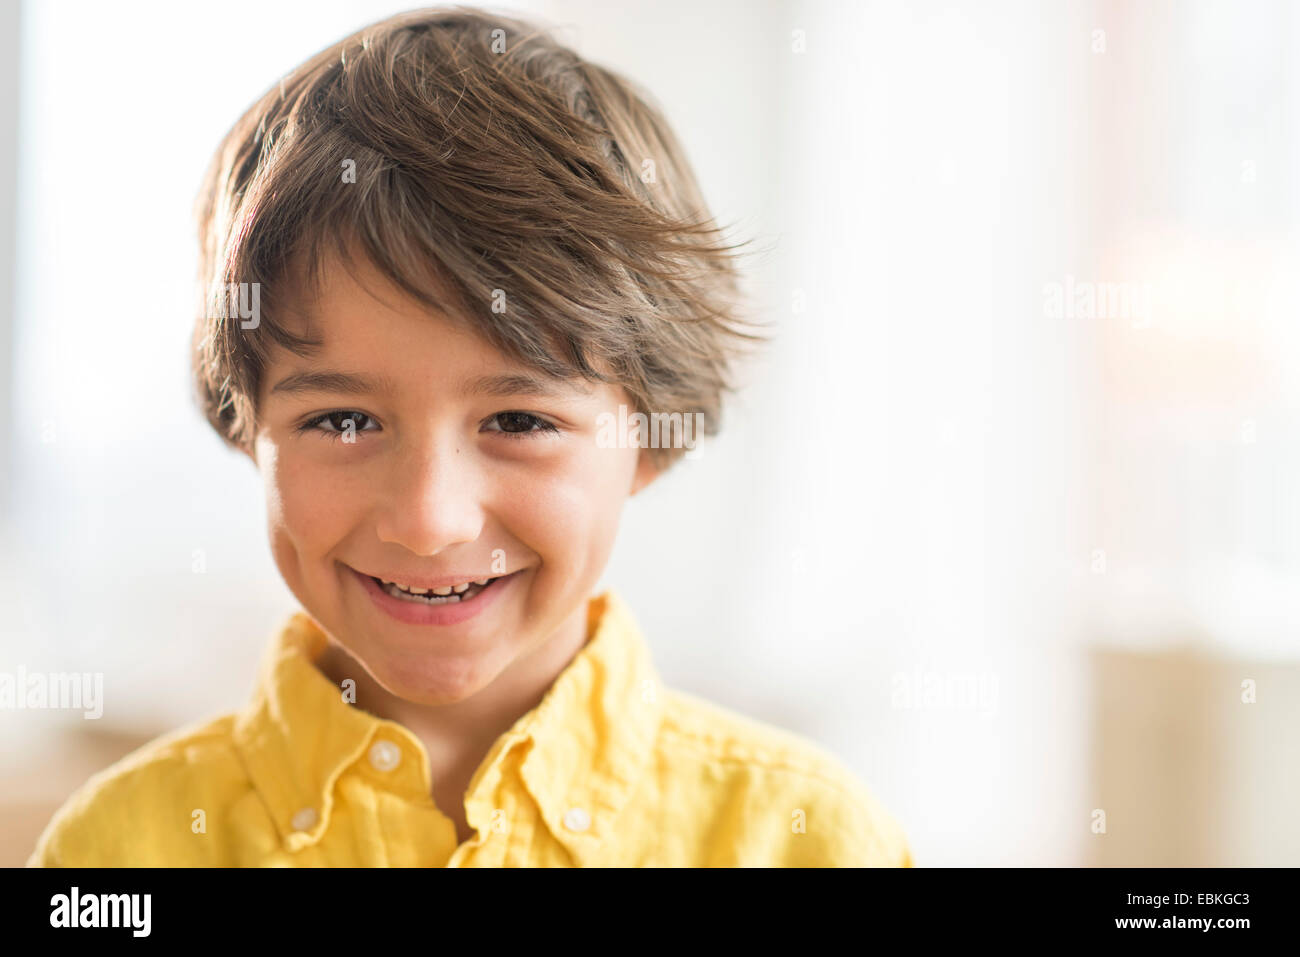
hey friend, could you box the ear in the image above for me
[629,448,660,497]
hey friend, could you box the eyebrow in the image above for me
[268,369,590,399]
[269,370,398,397]
[464,372,592,399]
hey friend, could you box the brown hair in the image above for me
[192,4,766,471]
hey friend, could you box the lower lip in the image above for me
[349,566,519,627]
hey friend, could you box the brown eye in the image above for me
[323,411,373,432]
[486,412,559,438]
[299,410,378,437]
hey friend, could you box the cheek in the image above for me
[503,443,636,568]
[261,438,360,552]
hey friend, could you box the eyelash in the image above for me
[294,410,560,442]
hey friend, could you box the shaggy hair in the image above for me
[192,4,766,470]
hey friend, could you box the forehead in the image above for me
[278,237,470,340]
[266,243,598,399]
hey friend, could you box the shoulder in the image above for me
[26,713,246,867]
[652,689,912,867]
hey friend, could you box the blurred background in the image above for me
[2,0,1298,867]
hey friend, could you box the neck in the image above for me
[315,600,592,784]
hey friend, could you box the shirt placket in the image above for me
[347,725,459,866]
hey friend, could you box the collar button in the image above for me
[368,739,402,772]
[563,807,591,832]
[291,807,318,832]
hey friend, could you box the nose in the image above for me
[373,436,485,557]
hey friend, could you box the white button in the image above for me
[291,807,318,831]
[368,739,401,772]
[563,807,590,832]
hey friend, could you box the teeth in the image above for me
[373,575,501,605]
[386,580,483,594]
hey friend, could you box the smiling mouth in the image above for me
[368,574,506,604]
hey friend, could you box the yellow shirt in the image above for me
[27,590,912,867]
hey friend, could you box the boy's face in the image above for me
[247,248,657,705]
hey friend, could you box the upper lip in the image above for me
[350,565,512,590]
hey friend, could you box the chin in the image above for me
[366,648,499,705]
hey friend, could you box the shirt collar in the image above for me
[231,589,664,864]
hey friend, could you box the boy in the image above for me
[28,5,911,867]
